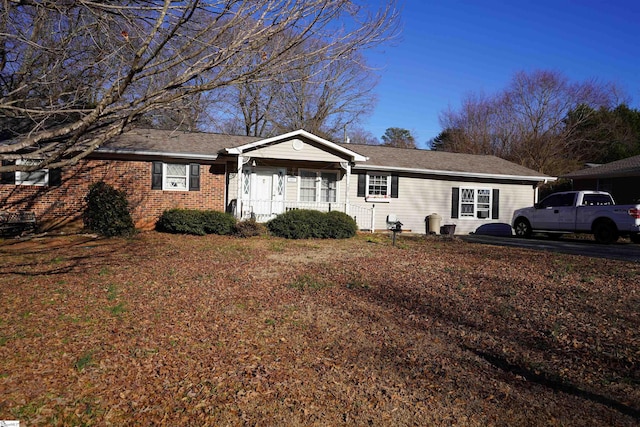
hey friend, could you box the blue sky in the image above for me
[363,0,640,148]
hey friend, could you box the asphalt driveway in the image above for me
[460,234,640,263]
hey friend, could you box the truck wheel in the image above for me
[513,218,532,238]
[630,234,640,244]
[593,221,618,244]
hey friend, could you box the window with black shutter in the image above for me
[189,163,200,191]
[1,160,15,185]
[358,172,399,201]
[1,160,60,186]
[452,187,498,220]
[151,161,201,191]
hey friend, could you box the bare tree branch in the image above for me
[0,0,400,171]
[436,70,624,175]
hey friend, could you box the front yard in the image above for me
[0,232,638,426]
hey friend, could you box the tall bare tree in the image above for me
[436,70,624,175]
[217,37,379,141]
[346,126,379,145]
[0,0,399,173]
[270,50,378,140]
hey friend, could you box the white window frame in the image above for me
[163,163,189,191]
[459,187,492,220]
[242,168,251,197]
[16,159,48,186]
[298,169,338,203]
[366,173,391,202]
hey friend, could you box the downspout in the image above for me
[535,179,548,203]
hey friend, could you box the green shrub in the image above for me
[156,209,236,236]
[298,209,328,238]
[325,210,358,238]
[156,209,206,235]
[201,210,237,235]
[234,218,267,237]
[267,209,358,239]
[267,209,312,239]
[83,182,135,237]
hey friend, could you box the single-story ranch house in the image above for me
[563,154,640,204]
[1,128,553,234]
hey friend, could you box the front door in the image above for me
[242,167,286,220]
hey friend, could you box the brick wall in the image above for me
[0,159,227,231]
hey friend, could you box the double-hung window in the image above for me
[1,159,61,186]
[357,173,398,202]
[367,174,390,198]
[299,170,337,203]
[164,164,189,190]
[151,161,200,191]
[16,159,48,186]
[453,187,498,219]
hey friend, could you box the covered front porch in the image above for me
[222,130,373,231]
[236,199,375,231]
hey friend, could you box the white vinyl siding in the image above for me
[349,174,534,234]
[247,139,345,162]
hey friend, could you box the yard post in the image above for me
[371,204,375,233]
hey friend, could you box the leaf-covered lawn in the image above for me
[0,232,638,426]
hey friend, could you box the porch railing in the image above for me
[238,199,375,232]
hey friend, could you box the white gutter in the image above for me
[96,148,219,161]
[353,164,554,182]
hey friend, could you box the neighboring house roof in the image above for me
[345,143,552,182]
[98,128,260,160]
[563,154,640,179]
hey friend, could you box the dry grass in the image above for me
[0,232,638,426]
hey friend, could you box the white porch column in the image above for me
[236,156,245,218]
[341,161,351,215]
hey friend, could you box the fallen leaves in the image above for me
[0,232,638,425]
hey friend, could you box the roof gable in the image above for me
[225,129,367,162]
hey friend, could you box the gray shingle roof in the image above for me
[563,154,640,179]
[345,143,550,179]
[100,128,260,156]
[99,128,551,181]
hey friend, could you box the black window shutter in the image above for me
[357,173,366,197]
[492,189,500,219]
[49,168,62,186]
[151,161,163,189]
[189,163,200,191]
[451,187,460,218]
[1,160,15,185]
[390,175,399,198]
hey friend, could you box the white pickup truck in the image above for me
[511,191,640,244]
